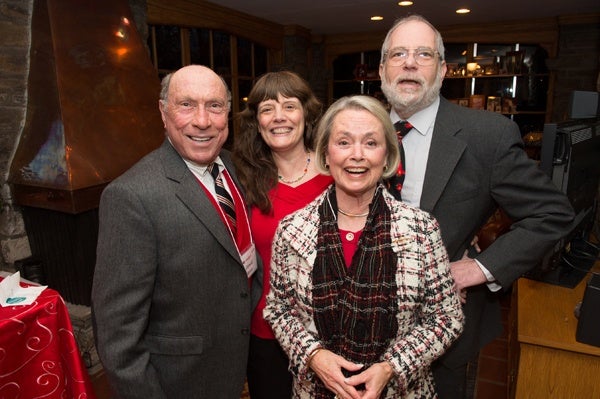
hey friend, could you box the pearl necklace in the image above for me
[278,155,311,184]
[338,208,369,217]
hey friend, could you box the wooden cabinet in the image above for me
[509,274,600,398]
[332,50,382,100]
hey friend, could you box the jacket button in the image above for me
[241,328,250,335]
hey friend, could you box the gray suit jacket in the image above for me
[421,98,574,367]
[92,140,262,398]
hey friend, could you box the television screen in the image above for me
[529,117,600,287]
[540,117,600,215]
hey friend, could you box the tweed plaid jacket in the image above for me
[264,187,464,399]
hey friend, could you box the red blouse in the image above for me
[339,229,363,267]
[250,174,333,338]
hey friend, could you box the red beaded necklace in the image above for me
[278,155,311,184]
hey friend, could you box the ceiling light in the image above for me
[371,16,384,21]
[456,8,471,14]
[398,1,414,6]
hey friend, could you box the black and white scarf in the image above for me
[312,185,399,398]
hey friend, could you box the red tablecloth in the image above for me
[0,278,96,399]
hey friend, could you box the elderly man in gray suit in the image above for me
[379,15,574,399]
[92,65,262,398]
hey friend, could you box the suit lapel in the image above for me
[420,99,466,212]
[160,141,243,264]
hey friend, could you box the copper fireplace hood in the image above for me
[9,0,164,214]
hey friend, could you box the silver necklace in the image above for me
[337,208,369,217]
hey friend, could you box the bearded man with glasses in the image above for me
[379,14,574,399]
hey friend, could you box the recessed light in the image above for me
[398,1,414,6]
[371,16,384,21]
[456,8,471,14]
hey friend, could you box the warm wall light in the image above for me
[371,16,384,21]
[456,8,471,14]
[398,1,414,6]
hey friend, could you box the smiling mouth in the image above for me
[271,127,292,134]
[345,167,368,175]
[188,135,211,142]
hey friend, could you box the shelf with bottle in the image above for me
[440,43,550,134]
[445,72,550,79]
[444,42,549,77]
[443,74,549,113]
[449,94,545,114]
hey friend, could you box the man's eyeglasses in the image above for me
[384,47,440,67]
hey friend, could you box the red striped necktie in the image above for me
[387,120,413,200]
[208,163,237,233]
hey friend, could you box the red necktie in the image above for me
[386,120,413,200]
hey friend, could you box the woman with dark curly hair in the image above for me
[234,70,333,399]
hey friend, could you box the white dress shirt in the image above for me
[184,156,233,202]
[390,97,439,208]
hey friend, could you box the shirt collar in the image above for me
[183,156,224,177]
[390,96,440,137]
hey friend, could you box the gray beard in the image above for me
[381,75,442,118]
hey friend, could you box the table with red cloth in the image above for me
[0,276,96,399]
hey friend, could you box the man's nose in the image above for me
[192,106,211,127]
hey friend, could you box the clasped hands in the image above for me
[309,348,393,399]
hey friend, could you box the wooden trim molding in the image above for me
[324,31,385,65]
[439,18,559,46]
[558,13,600,25]
[147,0,285,49]
[284,24,312,40]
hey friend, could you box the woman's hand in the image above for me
[309,349,364,399]
[343,361,394,399]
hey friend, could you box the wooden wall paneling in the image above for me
[147,0,285,50]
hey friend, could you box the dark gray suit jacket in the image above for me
[421,98,574,367]
[92,140,262,398]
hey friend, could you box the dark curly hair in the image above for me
[233,71,322,213]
